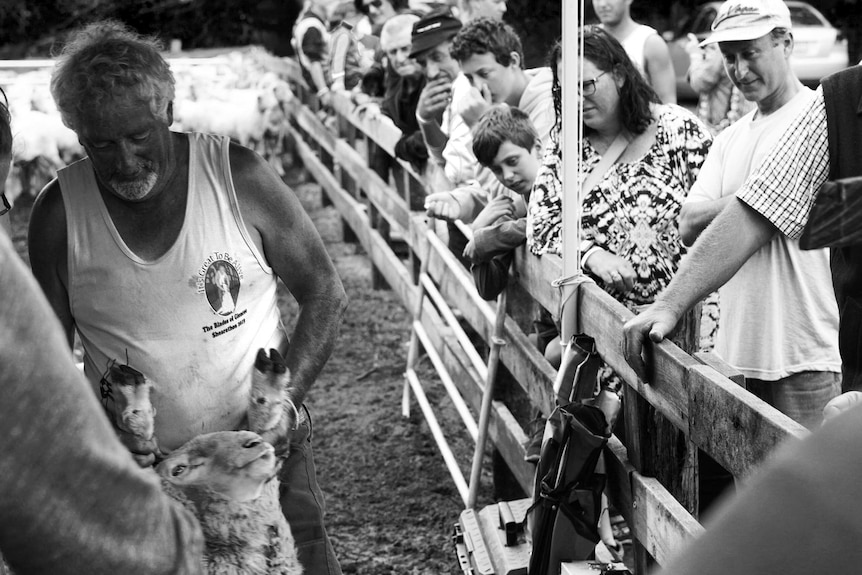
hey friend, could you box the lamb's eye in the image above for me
[256,397,267,405]
[171,465,187,477]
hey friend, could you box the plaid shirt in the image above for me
[737,86,831,240]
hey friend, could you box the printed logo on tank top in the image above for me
[196,252,249,338]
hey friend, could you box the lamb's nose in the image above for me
[243,437,262,449]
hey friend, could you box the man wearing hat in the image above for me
[410,10,471,191]
[623,0,843,429]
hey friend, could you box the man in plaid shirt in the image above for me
[623,1,859,400]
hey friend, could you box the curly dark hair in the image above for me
[580,25,658,136]
[449,17,523,68]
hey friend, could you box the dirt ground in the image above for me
[281,170,498,574]
[9,166,496,574]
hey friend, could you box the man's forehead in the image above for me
[460,51,498,72]
[719,34,772,53]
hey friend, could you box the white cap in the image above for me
[701,0,792,46]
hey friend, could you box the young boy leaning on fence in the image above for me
[464,103,541,301]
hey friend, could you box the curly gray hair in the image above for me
[50,19,175,133]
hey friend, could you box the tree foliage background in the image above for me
[0,0,560,65]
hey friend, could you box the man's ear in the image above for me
[166,101,174,127]
[509,50,522,69]
[532,140,543,159]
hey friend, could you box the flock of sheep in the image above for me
[1,46,294,207]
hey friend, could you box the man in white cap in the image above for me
[673,0,840,429]
[623,0,846,428]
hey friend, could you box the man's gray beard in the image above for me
[110,171,158,201]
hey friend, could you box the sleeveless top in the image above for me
[620,24,658,79]
[59,132,286,449]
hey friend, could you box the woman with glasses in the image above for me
[529,26,712,316]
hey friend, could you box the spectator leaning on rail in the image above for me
[0,90,204,574]
[328,0,379,93]
[676,0,841,430]
[27,20,348,575]
[465,103,543,301]
[422,17,554,229]
[592,0,677,104]
[293,0,333,106]
[621,7,862,393]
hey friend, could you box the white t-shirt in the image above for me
[685,87,841,380]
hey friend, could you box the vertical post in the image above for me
[623,304,701,574]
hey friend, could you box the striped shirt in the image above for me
[737,86,831,239]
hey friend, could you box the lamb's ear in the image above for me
[270,348,287,374]
[255,348,272,372]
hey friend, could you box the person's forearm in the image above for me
[285,288,348,403]
[679,196,734,246]
[418,115,448,156]
[658,199,775,317]
[308,62,328,94]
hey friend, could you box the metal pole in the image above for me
[466,288,508,508]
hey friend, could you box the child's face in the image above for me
[488,140,541,197]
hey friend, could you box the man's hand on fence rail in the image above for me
[622,301,681,383]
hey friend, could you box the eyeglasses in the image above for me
[580,71,607,96]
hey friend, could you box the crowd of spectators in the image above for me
[250,0,862,569]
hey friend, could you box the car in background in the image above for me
[665,0,850,101]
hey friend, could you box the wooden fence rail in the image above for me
[280,59,807,572]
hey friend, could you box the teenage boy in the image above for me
[423,17,554,227]
[464,104,542,300]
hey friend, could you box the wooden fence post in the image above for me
[623,303,701,573]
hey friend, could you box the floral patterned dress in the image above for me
[528,104,712,311]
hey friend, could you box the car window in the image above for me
[692,8,717,35]
[789,6,827,27]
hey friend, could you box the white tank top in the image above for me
[620,24,658,79]
[59,133,285,449]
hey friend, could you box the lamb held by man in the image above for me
[156,430,302,575]
[248,347,298,452]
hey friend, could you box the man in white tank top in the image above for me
[28,20,348,575]
[593,0,677,104]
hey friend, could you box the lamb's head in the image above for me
[156,430,278,503]
[105,362,156,439]
[249,348,291,434]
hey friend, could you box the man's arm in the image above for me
[1,233,204,574]
[679,196,733,246]
[644,34,677,105]
[231,145,348,408]
[28,179,75,348]
[623,198,776,381]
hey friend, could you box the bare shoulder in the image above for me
[29,178,67,255]
[644,32,672,58]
